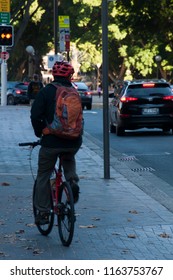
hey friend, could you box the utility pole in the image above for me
[101,0,110,179]
[1,45,7,106]
[54,0,58,55]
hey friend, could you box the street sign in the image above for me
[59,16,70,28]
[59,16,70,52]
[59,29,65,52]
[1,51,9,60]
[0,12,10,24]
[47,54,63,68]
[0,0,10,12]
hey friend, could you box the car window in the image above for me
[15,83,28,90]
[74,83,88,91]
[120,86,126,95]
[126,84,172,97]
[7,82,19,88]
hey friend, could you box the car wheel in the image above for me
[7,95,15,105]
[110,123,116,133]
[87,104,92,110]
[116,124,124,136]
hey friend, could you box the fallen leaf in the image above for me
[159,232,170,238]
[79,224,97,228]
[1,182,10,186]
[112,232,120,236]
[18,238,27,241]
[91,217,100,221]
[33,249,42,255]
[25,246,33,250]
[129,210,138,214]
[4,234,14,238]
[26,223,35,227]
[122,249,129,253]
[128,234,136,238]
[15,229,25,234]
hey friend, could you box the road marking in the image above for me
[124,152,171,156]
[83,111,97,114]
[0,173,32,176]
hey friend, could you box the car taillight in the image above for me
[142,83,155,87]
[15,89,22,94]
[163,96,173,100]
[85,91,91,96]
[120,96,138,102]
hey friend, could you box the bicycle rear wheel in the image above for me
[33,181,54,236]
[57,181,75,246]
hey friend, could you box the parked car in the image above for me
[72,82,92,110]
[109,79,173,136]
[0,81,29,105]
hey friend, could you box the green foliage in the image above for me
[77,42,102,72]
[4,0,173,82]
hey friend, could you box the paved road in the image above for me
[0,106,173,261]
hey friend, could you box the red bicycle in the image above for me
[19,141,75,246]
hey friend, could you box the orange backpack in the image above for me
[46,84,83,139]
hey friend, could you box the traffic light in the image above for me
[0,25,14,47]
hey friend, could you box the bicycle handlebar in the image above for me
[18,141,40,148]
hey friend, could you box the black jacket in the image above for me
[27,81,43,100]
[30,77,82,149]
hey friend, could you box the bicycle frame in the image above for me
[52,156,71,214]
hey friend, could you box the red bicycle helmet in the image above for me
[52,61,74,78]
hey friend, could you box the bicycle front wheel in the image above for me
[33,181,54,236]
[57,182,75,246]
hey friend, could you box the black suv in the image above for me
[72,82,92,110]
[109,79,173,136]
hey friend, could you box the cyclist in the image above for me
[30,61,82,225]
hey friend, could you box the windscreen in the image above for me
[126,83,172,97]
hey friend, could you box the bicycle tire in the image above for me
[33,181,54,236]
[57,181,75,246]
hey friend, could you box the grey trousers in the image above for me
[34,146,80,212]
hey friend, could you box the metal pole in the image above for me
[156,64,158,79]
[101,0,110,179]
[54,0,58,55]
[67,51,70,62]
[28,55,33,79]
[1,46,7,106]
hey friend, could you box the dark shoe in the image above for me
[35,212,49,225]
[69,179,80,203]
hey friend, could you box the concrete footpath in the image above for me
[0,104,173,260]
